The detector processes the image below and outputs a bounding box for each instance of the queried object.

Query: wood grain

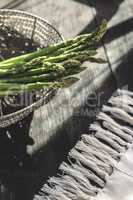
[0,0,133,199]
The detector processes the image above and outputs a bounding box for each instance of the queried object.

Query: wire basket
[0,9,63,128]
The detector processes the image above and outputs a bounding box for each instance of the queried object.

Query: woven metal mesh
[0,9,63,128]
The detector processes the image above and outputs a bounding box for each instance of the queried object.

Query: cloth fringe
[34,89,133,200]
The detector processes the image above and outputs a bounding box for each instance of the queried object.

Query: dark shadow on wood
[113,48,133,91]
[0,112,34,200]
[73,0,91,6]
[105,17,133,44]
[75,0,124,34]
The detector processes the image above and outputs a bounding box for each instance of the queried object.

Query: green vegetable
[0,20,107,96]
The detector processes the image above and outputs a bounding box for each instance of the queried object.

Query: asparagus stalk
[0,77,79,96]
[0,82,63,92]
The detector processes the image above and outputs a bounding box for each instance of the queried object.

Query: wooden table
[0,0,133,199]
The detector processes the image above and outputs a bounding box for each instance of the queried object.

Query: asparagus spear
[0,82,59,96]
[0,77,79,96]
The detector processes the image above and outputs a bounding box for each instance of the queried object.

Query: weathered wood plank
[0,0,26,9]
[18,0,95,38]
[0,0,132,199]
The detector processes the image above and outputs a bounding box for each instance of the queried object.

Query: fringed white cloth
[34,89,133,200]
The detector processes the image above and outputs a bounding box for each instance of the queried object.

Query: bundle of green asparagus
[0,20,107,96]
